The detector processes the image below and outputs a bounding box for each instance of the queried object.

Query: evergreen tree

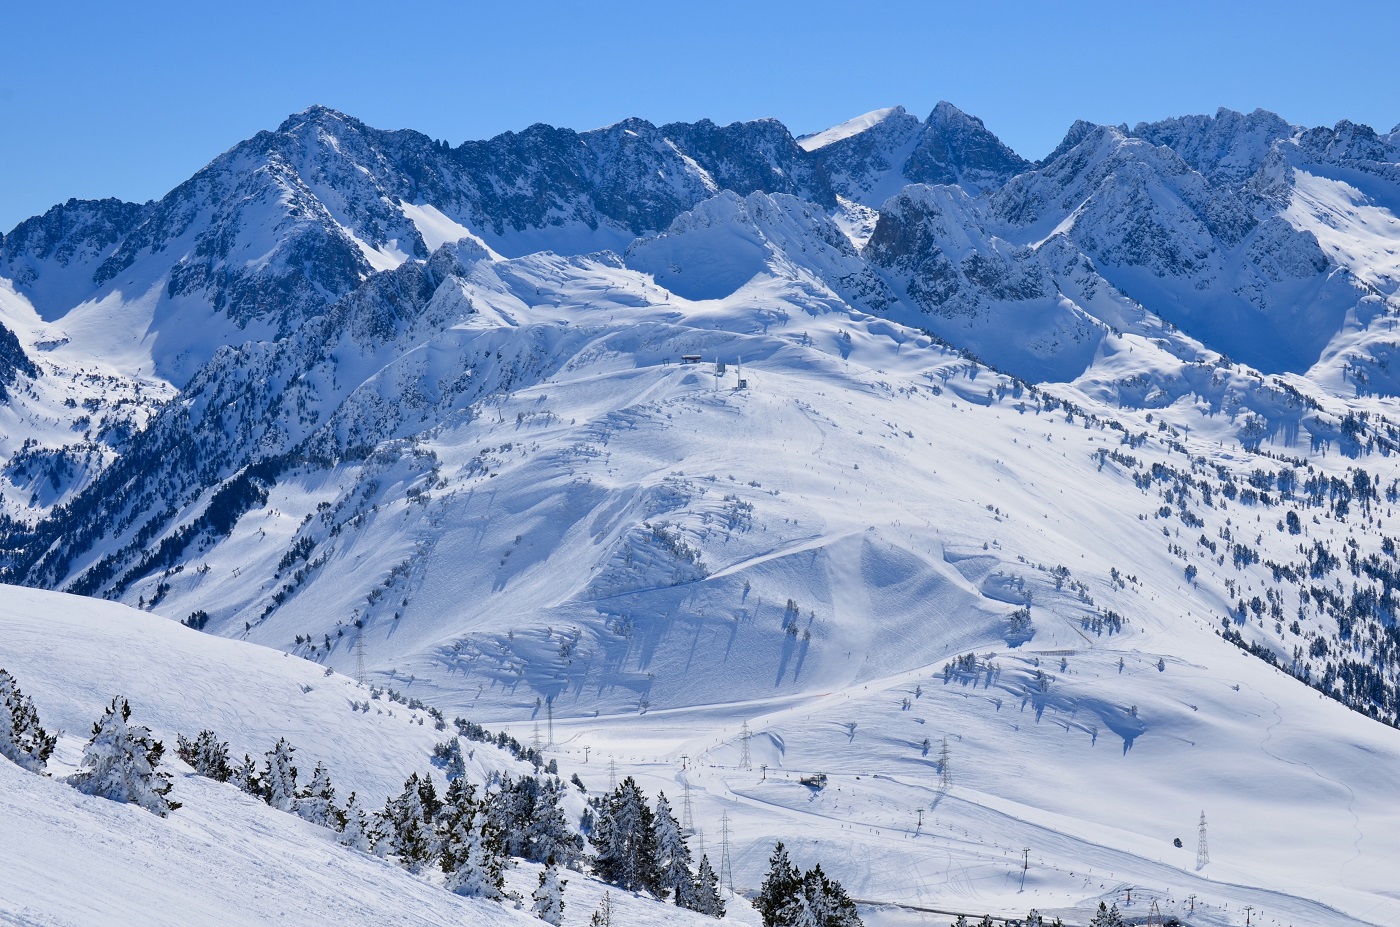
[511,775,583,868]
[758,842,802,927]
[416,771,443,822]
[69,697,179,817]
[338,791,373,852]
[531,862,567,925]
[761,854,861,927]
[654,791,697,907]
[591,776,663,894]
[431,738,466,781]
[296,761,339,827]
[693,854,725,918]
[0,669,56,773]
[384,772,438,871]
[176,729,232,782]
[1089,902,1124,927]
[230,753,260,795]
[588,891,614,927]
[781,891,820,927]
[438,779,479,873]
[261,738,299,812]
[440,778,507,899]
[791,864,860,927]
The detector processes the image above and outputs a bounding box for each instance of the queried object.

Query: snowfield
[4,545,1400,926]
[0,586,759,927]
[6,102,1400,927]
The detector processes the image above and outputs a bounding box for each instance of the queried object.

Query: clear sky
[3,0,1398,231]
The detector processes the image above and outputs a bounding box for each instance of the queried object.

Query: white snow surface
[0,585,757,927]
[798,108,903,152]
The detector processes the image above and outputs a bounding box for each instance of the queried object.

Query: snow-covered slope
[0,584,754,927]
[7,101,1400,926]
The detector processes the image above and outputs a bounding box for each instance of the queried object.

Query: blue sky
[3,0,1397,231]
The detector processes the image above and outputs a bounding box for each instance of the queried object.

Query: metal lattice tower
[938,737,952,791]
[609,758,617,791]
[354,631,367,686]
[681,777,695,833]
[1196,810,1210,870]
[546,697,554,746]
[719,810,735,895]
[739,721,752,769]
[532,722,542,752]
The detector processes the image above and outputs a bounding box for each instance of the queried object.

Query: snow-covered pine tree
[69,697,178,816]
[230,753,260,795]
[261,737,299,812]
[591,776,663,895]
[758,842,802,927]
[780,891,819,927]
[693,854,725,918]
[588,891,614,927]
[531,862,566,925]
[438,778,478,872]
[1089,902,1124,927]
[338,791,373,852]
[416,771,443,822]
[654,791,697,908]
[296,761,339,827]
[504,775,582,867]
[0,668,56,773]
[383,772,438,872]
[440,778,507,899]
[804,865,861,927]
[431,737,466,781]
[175,729,232,781]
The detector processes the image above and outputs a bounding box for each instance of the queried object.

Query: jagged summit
[1129,107,1295,183]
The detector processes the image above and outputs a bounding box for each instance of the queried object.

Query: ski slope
[0,585,758,927]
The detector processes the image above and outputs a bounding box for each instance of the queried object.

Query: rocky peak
[903,101,1032,192]
[1129,107,1295,185]
[1039,120,1103,167]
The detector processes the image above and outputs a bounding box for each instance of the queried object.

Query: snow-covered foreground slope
[7,551,1400,927]
[0,584,756,927]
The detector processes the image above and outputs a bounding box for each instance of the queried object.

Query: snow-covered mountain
[6,101,1400,925]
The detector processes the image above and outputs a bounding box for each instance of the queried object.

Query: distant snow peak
[797,106,904,152]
